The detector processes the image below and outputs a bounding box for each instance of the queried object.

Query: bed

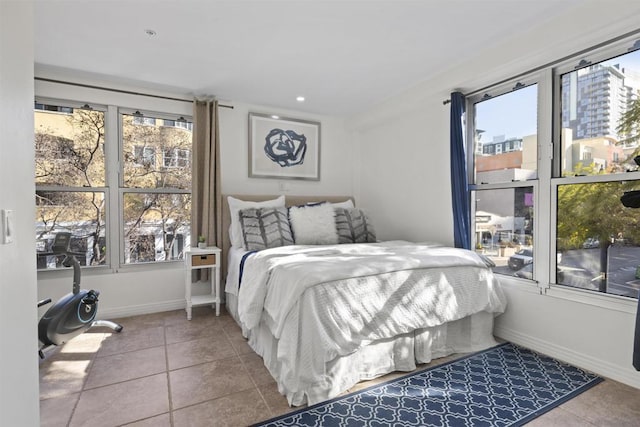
[221,194,506,406]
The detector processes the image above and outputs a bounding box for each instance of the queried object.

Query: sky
[474,48,640,143]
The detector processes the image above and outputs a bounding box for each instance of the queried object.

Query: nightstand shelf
[184,246,221,320]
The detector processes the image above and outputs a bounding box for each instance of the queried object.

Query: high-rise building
[562,63,638,142]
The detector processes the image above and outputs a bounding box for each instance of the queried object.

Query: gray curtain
[191,99,222,278]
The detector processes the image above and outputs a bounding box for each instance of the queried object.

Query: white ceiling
[34,0,583,116]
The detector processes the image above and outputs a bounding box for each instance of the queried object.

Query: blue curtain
[450,92,471,250]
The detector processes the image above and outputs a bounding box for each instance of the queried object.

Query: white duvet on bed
[237,241,506,404]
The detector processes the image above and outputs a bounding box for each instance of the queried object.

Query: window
[132,146,155,168]
[555,45,640,299]
[121,111,192,264]
[133,115,156,126]
[163,148,190,168]
[35,101,192,269]
[469,82,539,278]
[467,33,640,300]
[35,103,107,269]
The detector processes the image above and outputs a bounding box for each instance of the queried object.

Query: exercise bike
[37,232,123,359]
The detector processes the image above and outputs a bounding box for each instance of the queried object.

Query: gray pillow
[334,208,376,243]
[238,207,293,250]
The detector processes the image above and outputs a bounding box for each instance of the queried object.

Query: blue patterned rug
[254,342,602,427]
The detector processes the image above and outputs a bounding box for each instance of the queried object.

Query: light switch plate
[1,209,14,244]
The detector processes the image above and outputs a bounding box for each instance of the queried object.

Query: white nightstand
[184,246,221,320]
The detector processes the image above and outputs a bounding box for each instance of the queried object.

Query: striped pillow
[334,208,376,244]
[238,207,294,251]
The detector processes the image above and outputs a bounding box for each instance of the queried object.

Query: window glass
[35,105,105,187]
[473,84,538,184]
[473,187,534,278]
[123,193,191,263]
[560,49,640,176]
[557,180,640,298]
[122,113,192,189]
[36,190,106,269]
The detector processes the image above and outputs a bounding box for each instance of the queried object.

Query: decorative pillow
[228,195,285,248]
[288,203,339,245]
[238,207,293,251]
[334,208,376,243]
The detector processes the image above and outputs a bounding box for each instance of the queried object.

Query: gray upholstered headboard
[221,194,354,281]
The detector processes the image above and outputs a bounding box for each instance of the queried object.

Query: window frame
[34,98,193,272]
[34,98,111,271]
[118,108,193,266]
[467,72,550,286]
[550,36,640,299]
[467,31,640,303]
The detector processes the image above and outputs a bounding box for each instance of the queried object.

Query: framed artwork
[248,112,320,180]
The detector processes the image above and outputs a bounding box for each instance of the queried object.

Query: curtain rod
[442,27,640,105]
[34,77,234,109]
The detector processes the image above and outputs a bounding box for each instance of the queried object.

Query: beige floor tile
[84,345,167,389]
[97,325,165,357]
[225,329,254,355]
[57,331,108,355]
[526,406,597,426]
[162,308,192,326]
[559,379,640,427]
[70,373,169,427]
[172,389,271,427]
[114,311,166,332]
[164,316,225,345]
[39,353,93,400]
[167,334,236,370]
[122,412,172,426]
[240,352,276,387]
[169,356,255,409]
[39,392,79,427]
[257,382,298,418]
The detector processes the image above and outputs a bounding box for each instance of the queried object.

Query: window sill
[498,275,638,314]
[37,259,183,277]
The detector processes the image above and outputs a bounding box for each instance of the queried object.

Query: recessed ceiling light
[296,96,305,102]
[271,115,280,119]
[144,29,157,37]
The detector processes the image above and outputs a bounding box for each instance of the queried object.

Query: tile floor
[39,306,640,426]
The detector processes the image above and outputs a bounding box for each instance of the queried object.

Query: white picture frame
[248,113,320,180]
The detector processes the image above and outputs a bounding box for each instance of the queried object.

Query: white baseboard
[97,299,186,319]
[495,325,640,390]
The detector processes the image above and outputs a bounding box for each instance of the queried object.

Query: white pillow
[228,195,285,248]
[289,203,339,245]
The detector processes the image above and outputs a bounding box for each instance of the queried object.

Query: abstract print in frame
[248,113,320,180]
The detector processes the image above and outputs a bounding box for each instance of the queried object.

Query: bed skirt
[226,291,498,406]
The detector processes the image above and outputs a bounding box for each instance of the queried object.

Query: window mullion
[536,69,553,290]
[105,105,120,269]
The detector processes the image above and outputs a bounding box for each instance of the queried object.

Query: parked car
[513,263,533,279]
[582,237,600,249]
[508,248,533,270]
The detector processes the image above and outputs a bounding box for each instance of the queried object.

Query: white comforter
[237,241,506,402]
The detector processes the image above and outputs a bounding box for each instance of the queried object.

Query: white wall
[0,2,40,426]
[348,1,640,389]
[34,78,352,319]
